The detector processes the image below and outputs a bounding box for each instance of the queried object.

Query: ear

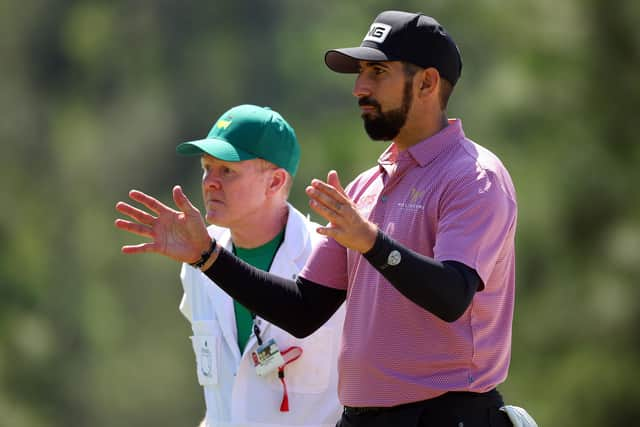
[417,67,440,97]
[265,168,288,197]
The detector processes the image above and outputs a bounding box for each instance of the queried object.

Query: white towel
[500,405,538,427]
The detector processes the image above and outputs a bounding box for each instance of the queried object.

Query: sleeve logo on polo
[363,23,392,43]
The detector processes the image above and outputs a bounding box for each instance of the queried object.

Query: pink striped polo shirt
[300,119,517,407]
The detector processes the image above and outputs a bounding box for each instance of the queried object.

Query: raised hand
[305,170,378,253]
[114,185,212,264]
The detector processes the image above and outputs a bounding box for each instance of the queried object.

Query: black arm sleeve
[362,230,481,322]
[203,247,346,338]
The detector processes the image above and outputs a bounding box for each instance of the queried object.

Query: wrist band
[189,238,218,269]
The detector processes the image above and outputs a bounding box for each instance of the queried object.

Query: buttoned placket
[375,153,416,215]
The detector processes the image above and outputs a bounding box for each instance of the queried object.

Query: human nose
[352,73,372,98]
[202,169,222,190]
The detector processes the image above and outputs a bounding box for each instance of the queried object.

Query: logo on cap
[363,23,391,43]
[216,119,232,129]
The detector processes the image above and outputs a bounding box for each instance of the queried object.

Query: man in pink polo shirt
[116,10,536,427]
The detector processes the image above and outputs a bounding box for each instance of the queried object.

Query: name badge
[251,338,285,377]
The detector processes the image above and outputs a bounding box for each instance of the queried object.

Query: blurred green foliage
[1,0,639,426]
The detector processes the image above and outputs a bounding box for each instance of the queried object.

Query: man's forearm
[203,247,346,337]
[363,230,480,322]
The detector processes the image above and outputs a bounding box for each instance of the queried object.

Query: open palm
[115,185,211,264]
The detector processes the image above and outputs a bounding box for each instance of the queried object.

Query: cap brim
[176,138,256,162]
[325,47,390,73]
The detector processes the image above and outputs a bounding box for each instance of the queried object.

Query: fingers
[172,185,199,214]
[128,189,172,215]
[326,170,346,195]
[115,218,157,254]
[307,179,347,210]
[305,171,355,226]
[309,178,341,199]
[306,185,343,219]
[308,197,338,224]
[115,188,193,259]
[314,224,338,239]
[121,242,158,254]
[115,201,156,225]
[114,218,154,239]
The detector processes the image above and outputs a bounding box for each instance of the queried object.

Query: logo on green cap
[216,119,232,130]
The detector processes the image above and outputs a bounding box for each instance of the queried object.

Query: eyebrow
[362,61,390,69]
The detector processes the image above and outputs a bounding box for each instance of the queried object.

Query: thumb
[172,185,199,213]
[327,170,346,195]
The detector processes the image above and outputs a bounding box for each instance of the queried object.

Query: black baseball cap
[325,11,462,85]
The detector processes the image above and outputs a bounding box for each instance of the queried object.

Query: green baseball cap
[176,104,300,176]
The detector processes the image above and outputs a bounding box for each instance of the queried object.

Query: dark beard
[360,77,414,141]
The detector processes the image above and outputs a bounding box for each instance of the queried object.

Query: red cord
[279,368,289,411]
[278,346,303,412]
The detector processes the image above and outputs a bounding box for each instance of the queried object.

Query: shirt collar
[378,119,464,170]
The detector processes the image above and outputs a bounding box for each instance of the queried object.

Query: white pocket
[268,326,334,393]
[190,321,221,386]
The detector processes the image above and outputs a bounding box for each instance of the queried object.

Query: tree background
[1,0,639,426]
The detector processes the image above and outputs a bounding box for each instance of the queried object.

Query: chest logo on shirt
[409,188,425,203]
[397,187,426,211]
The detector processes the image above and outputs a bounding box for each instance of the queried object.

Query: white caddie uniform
[179,204,345,427]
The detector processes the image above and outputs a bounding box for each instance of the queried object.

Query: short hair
[402,62,454,110]
[256,158,294,197]
[402,61,422,80]
[438,78,454,110]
